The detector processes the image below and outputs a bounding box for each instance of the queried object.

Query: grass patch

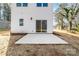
[0,28,10,31]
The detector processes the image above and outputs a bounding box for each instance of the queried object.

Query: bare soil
[6,31,79,56]
[0,30,79,56]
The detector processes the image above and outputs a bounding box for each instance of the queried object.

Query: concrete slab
[15,34,68,44]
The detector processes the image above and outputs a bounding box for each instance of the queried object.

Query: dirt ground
[6,31,79,56]
[0,30,79,56]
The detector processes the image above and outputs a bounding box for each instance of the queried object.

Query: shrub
[76,24,79,32]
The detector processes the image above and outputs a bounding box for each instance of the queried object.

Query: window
[23,3,28,7]
[19,19,24,26]
[16,3,28,7]
[37,3,42,7]
[43,3,48,7]
[16,3,21,7]
[36,3,48,7]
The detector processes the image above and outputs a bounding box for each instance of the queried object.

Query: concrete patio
[6,31,79,56]
[15,34,68,44]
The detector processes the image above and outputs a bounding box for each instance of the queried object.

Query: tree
[55,3,67,30]
[59,4,79,31]
[3,3,11,21]
[0,3,11,21]
[56,12,64,30]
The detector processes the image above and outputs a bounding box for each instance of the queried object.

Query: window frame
[19,19,24,26]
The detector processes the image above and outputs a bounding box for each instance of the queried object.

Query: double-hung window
[19,19,24,26]
[16,3,21,7]
[16,3,28,7]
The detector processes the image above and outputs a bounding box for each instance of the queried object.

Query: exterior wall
[11,3,53,33]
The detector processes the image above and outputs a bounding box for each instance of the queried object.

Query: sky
[52,3,60,26]
[53,3,59,12]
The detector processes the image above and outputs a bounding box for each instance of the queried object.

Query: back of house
[11,3,53,33]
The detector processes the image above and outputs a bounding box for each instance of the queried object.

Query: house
[11,3,53,33]
[10,3,68,44]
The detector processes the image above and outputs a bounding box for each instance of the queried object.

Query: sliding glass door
[36,20,47,32]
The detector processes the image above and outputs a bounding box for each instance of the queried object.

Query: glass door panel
[36,20,41,32]
[42,20,47,32]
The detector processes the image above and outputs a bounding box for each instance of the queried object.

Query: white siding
[11,3,53,33]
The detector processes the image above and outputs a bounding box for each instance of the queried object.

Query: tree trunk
[69,21,72,31]
[60,19,64,30]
